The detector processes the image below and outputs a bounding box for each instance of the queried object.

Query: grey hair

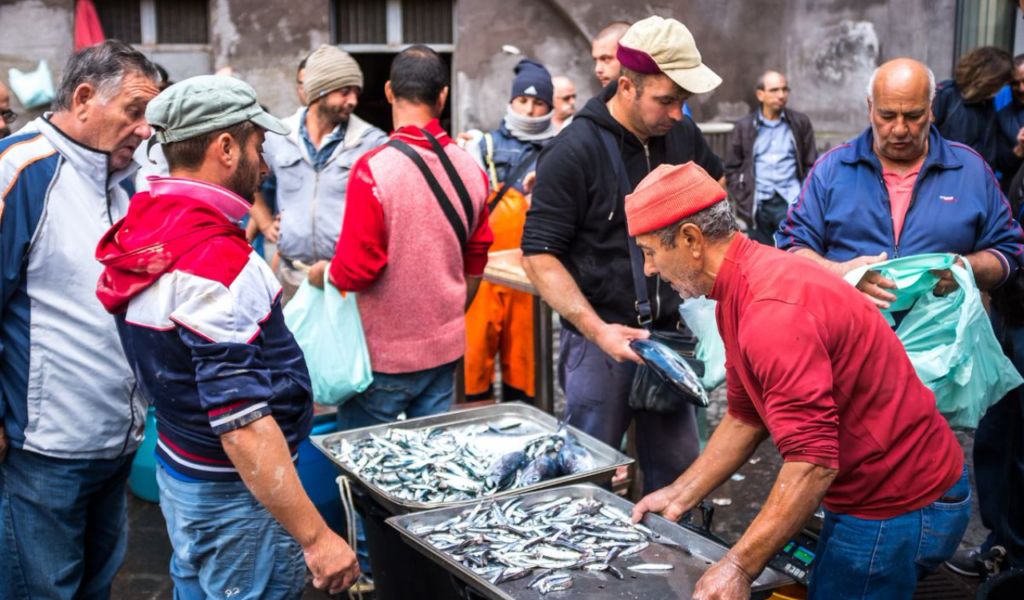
[866,63,936,102]
[52,40,160,112]
[650,199,739,249]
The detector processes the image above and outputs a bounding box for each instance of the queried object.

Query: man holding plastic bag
[628,162,968,600]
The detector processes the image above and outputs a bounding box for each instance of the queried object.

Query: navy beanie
[510,58,554,107]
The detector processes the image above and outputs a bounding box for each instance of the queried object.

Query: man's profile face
[316,86,358,125]
[592,37,620,88]
[553,79,576,120]
[625,74,690,139]
[228,129,268,202]
[636,228,705,299]
[87,72,160,171]
[868,79,931,165]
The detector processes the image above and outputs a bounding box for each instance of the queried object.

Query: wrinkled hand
[931,257,964,296]
[0,424,7,464]
[592,324,649,364]
[631,483,692,523]
[856,269,898,309]
[839,251,887,277]
[261,216,280,244]
[303,529,360,595]
[307,260,330,290]
[692,558,753,600]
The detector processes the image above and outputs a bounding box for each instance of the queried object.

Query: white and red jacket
[329,120,493,374]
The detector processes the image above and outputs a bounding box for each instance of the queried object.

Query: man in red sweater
[627,163,968,600]
[310,45,492,428]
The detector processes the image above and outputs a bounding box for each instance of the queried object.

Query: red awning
[74,0,106,51]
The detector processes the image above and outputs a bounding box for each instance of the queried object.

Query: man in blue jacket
[777,58,1023,305]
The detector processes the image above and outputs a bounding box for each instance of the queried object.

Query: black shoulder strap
[488,145,539,212]
[421,129,476,230]
[387,138,468,251]
[596,127,651,328]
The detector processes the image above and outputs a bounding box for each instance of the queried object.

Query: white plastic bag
[9,60,55,109]
[679,297,726,390]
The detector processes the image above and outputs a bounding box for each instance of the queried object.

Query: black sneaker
[945,546,984,577]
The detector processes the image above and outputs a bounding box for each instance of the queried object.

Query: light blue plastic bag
[284,281,373,406]
[845,253,1022,428]
[679,297,726,390]
[8,60,55,109]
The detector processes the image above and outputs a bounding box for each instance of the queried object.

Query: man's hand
[1015,127,1024,158]
[0,424,7,463]
[931,256,965,296]
[855,269,898,309]
[839,251,888,277]
[592,323,649,363]
[522,171,537,195]
[307,260,330,289]
[261,215,281,244]
[631,482,694,523]
[692,557,754,600]
[303,528,360,595]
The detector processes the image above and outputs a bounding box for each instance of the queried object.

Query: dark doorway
[350,52,453,134]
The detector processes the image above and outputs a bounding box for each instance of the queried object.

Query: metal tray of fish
[310,403,633,515]
[386,484,792,599]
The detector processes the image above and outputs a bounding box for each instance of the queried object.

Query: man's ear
[72,83,98,121]
[213,132,235,168]
[438,86,450,112]
[384,80,394,105]
[679,223,704,258]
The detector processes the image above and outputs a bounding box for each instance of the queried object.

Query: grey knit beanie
[304,45,364,102]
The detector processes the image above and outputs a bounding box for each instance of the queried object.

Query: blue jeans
[156,467,305,600]
[0,447,133,600]
[808,466,971,600]
[558,328,700,494]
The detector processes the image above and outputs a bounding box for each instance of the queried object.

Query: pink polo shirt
[882,166,922,246]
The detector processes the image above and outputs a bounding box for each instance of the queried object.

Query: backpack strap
[421,129,476,232]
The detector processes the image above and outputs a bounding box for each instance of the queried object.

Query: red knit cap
[625,162,727,236]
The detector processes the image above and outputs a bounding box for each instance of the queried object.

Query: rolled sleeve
[740,300,840,469]
[521,141,584,257]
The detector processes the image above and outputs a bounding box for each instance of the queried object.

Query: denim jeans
[156,466,306,600]
[334,360,457,575]
[808,465,971,600]
[558,328,700,494]
[0,447,133,600]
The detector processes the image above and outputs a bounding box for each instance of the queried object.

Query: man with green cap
[95,75,360,599]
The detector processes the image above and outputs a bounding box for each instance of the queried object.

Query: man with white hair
[778,58,1022,306]
[552,75,576,131]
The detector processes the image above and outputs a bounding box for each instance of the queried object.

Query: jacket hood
[96,183,251,314]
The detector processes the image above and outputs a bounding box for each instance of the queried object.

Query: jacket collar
[284,108,375,159]
[390,119,452,149]
[147,176,251,223]
[35,115,139,192]
[842,125,962,174]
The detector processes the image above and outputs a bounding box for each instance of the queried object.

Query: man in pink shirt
[628,162,968,600]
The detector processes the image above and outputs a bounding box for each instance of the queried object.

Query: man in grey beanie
[262,44,388,303]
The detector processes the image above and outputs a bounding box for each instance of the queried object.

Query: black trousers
[750,193,790,246]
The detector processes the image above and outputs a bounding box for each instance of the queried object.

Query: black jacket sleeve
[691,124,725,180]
[521,139,587,257]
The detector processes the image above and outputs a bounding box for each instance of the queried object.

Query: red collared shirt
[710,234,962,519]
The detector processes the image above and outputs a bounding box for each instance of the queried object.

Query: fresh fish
[520,455,560,486]
[537,571,574,594]
[486,451,528,490]
[627,563,675,572]
[555,436,596,475]
[630,338,710,407]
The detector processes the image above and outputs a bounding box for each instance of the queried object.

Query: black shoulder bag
[596,126,706,413]
[387,129,476,250]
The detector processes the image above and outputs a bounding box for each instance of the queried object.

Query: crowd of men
[0,4,1023,600]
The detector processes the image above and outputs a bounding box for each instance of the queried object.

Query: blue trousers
[0,447,134,600]
[156,466,306,600]
[808,466,971,600]
[558,328,700,494]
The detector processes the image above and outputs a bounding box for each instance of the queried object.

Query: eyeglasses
[557,94,577,102]
[0,109,17,124]
[765,87,791,94]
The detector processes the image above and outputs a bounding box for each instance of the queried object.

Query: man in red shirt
[628,162,968,600]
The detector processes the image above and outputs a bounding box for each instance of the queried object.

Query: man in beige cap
[95,74,360,598]
[522,16,724,496]
[262,44,387,303]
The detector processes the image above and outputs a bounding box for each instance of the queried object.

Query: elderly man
[0,41,159,600]
[777,58,1022,305]
[0,79,14,138]
[263,44,387,303]
[724,70,817,243]
[629,162,969,600]
[552,75,576,131]
[96,76,359,598]
[523,16,724,494]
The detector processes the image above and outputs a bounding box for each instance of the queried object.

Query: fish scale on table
[409,495,682,595]
[326,420,598,504]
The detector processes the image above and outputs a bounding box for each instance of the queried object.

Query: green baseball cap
[146,75,289,146]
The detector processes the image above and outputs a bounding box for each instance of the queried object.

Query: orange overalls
[464,134,537,399]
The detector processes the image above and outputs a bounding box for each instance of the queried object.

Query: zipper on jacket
[643,143,652,172]
[877,176,900,259]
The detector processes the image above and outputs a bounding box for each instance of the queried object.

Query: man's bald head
[867,58,936,104]
[592,21,631,87]
[596,21,631,44]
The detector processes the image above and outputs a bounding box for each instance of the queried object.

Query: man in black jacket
[522,16,723,493]
[724,70,817,244]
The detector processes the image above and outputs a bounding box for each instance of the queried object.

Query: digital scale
[768,528,819,585]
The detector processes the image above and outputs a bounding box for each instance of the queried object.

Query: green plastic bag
[284,280,373,406]
[679,298,726,390]
[845,253,1022,428]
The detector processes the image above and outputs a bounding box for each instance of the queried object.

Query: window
[331,0,454,49]
[955,0,1015,61]
[95,0,210,46]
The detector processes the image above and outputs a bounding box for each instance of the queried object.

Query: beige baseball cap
[616,16,722,94]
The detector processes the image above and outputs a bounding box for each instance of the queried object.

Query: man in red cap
[627,162,968,600]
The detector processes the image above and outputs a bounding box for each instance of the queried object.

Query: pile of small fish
[409,495,680,594]
[327,421,597,504]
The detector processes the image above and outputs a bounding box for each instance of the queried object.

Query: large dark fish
[519,454,559,486]
[486,450,529,490]
[630,339,709,407]
[555,436,595,475]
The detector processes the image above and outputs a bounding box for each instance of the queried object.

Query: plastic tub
[976,568,1024,600]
